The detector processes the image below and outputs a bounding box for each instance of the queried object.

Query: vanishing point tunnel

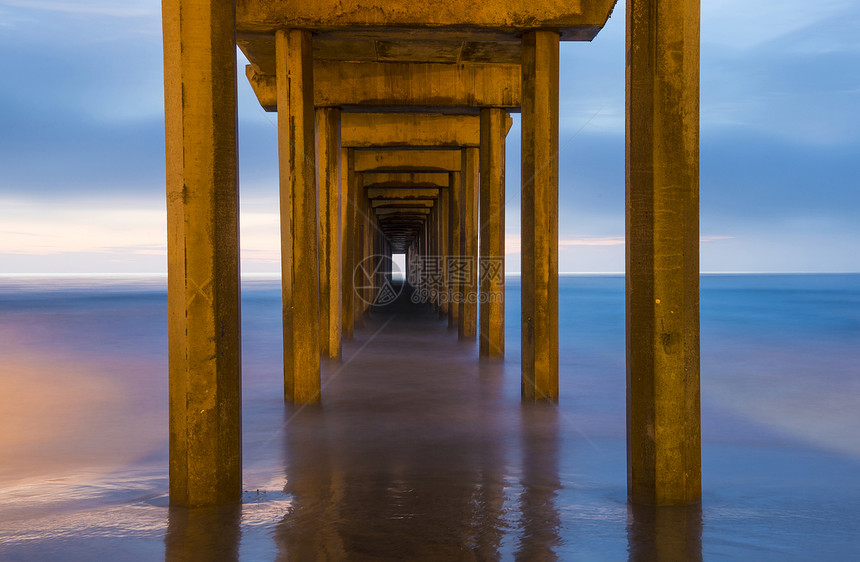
[162,0,700,508]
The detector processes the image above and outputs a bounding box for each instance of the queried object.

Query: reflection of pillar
[165,504,241,561]
[276,408,347,559]
[277,29,320,403]
[516,405,560,558]
[627,503,703,562]
[459,148,479,340]
[626,0,701,505]
[317,108,342,359]
[163,0,241,506]
[341,148,355,339]
[479,108,506,357]
[521,31,559,402]
[448,171,461,327]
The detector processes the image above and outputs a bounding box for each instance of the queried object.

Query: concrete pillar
[459,148,479,340]
[277,29,320,403]
[479,108,507,357]
[163,0,241,506]
[439,183,450,317]
[316,108,342,359]
[626,0,701,506]
[341,148,355,339]
[520,31,559,402]
[448,171,461,328]
[353,174,366,328]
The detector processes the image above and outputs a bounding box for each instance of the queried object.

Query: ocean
[0,274,858,560]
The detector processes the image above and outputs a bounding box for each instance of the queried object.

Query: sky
[0,0,858,274]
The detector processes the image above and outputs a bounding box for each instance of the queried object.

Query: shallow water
[0,274,858,560]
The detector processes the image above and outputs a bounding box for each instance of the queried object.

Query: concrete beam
[366,187,439,200]
[236,0,618,40]
[372,199,435,208]
[342,113,481,148]
[626,0,701,506]
[163,0,241,507]
[375,208,431,216]
[361,172,449,189]
[354,149,462,172]
[246,61,519,112]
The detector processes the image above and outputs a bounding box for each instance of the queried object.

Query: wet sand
[1,276,859,560]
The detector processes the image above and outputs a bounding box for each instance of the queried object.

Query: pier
[162,0,700,508]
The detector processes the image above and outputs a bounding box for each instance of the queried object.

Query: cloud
[0,0,157,18]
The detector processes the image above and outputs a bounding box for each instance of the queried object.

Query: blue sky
[0,0,858,274]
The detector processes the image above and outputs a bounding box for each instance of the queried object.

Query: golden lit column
[448,171,461,327]
[439,181,450,316]
[520,31,559,402]
[341,147,355,339]
[316,108,342,359]
[353,174,366,327]
[626,0,701,505]
[479,108,507,357]
[277,29,320,403]
[459,148,479,340]
[162,0,241,506]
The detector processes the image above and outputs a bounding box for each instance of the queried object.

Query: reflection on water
[273,285,560,559]
[627,503,703,562]
[1,275,859,560]
[517,405,561,560]
[165,503,242,562]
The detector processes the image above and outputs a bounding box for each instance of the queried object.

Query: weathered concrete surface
[277,29,320,403]
[366,187,439,200]
[163,0,242,507]
[362,172,449,189]
[341,113,480,148]
[448,171,461,328]
[316,108,342,359]
[479,108,506,357]
[354,149,461,172]
[520,31,559,402]
[341,148,355,340]
[375,208,431,216]
[236,0,618,40]
[372,199,435,208]
[245,62,519,112]
[626,0,701,506]
[459,148,479,340]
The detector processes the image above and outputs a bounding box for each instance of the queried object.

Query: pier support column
[520,31,559,402]
[440,182,450,317]
[341,148,355,339]
[277,29,320,403]
[316,108,342,359]
[459,148,479,340]
[626,0,701,505]
[479,108,507,357]
[448,171,461,328]
[163,0,241,506]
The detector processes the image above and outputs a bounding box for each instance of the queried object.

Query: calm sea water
[0,274,858,560]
